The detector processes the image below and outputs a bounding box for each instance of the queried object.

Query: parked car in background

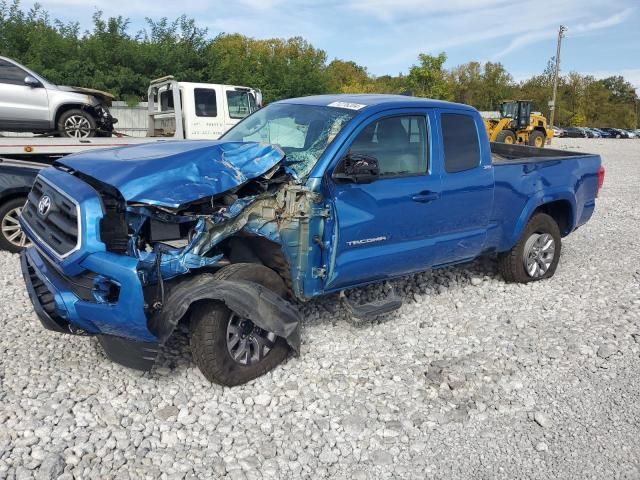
[622,129,636,139]
[584,128,601,138]
[552,126,566,137]
[564,127,588,138]
[591,128,612,138]
[601,128,629,138]
[0,56,117,138]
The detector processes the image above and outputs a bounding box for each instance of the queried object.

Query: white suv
[0,56,117,138]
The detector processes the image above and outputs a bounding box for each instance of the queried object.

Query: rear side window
[441,113,480,173]
[0,59,28,85]
[194,88,217,117]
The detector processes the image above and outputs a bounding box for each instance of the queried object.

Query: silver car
[0,56,116,138]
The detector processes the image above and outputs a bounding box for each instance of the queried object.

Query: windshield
[221,103,357,177]
[500,102,517,118]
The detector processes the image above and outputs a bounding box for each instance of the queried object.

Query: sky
[20,0,640,91]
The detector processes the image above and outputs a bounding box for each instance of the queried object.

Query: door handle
[411,191,440,203]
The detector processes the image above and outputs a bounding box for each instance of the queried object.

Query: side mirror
[24,75,41,88]
[333,153,379,184]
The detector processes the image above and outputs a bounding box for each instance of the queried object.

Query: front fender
[148,274,301,354]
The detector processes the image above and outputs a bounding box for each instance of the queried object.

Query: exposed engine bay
[57,142,327,308]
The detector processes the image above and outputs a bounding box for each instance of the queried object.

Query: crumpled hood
[56,141,285,208]
[57,85,115,104]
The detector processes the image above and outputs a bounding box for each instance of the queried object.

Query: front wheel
[496,130,516,144]
[0,197,30,253]
[58,109,97,138]
[497,213,561,283]
[190,263,291,386]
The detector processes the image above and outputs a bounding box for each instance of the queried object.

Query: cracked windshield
[222,103,356,177]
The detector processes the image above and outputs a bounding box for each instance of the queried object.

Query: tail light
[597,165,605,197]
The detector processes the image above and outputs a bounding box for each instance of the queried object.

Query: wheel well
[0,192,28,208]
[220,235,293,296]
[54,104,92,126]
[534,200,573,236]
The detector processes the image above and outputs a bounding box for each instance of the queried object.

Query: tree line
[1,1,637,128]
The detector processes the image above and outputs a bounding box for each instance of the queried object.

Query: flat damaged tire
[190,263,291,386]
[497,213,561,283]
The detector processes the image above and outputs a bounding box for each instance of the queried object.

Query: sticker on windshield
[327,101,366,111]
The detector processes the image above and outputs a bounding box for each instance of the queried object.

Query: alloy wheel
[64,115,92,138]
[1,206,30,248]
[226,313,277,365]
[523,233,555,278]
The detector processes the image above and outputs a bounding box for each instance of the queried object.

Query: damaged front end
[53,141,329,364]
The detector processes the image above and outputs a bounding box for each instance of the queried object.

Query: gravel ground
[1,138,639,480]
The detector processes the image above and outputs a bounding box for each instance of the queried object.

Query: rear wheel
[0,197,30,253]
[496,130,516,144]
[497,213,561,283]
[528,130,545,148]
[190,263,291,386]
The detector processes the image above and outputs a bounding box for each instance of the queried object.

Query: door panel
[326,175,442,290]
[0,60,49,127]
[431,109,493,266]
[324,111,443,290]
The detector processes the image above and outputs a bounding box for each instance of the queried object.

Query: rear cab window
[158,88,183,112]
[441,112,481,173]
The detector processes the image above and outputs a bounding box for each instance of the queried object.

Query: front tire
[0,197,30,253]
[190,263,291,386]
[496,130,516,144]
[497,213,561,283]
[58,109,96,138]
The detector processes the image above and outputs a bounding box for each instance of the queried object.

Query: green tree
[0,0,637,126]
[407,52,451,100]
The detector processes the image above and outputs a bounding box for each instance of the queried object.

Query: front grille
[22,178,79,256]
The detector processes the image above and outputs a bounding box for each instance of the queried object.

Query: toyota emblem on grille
[38,195,52,216]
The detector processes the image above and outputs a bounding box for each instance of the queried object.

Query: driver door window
[0,60,28,85]
[348,115,428,177]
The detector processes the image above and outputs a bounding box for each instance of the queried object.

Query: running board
[340,288,403,319]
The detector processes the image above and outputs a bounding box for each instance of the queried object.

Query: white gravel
[1,138,639,479]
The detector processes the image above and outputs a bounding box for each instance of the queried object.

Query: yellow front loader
[483,100,553,148]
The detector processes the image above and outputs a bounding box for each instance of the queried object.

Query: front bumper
[20,247,159,370]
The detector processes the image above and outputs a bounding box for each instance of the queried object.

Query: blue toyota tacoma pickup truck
[18,94,604,386]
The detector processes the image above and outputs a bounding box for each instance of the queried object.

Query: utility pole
[548,25,567,143]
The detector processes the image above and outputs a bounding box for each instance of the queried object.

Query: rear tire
[0,197,30,253]
[497,213,561,283]
[528,130,545,148]
[190,263,290,386]
[496,130,516,144]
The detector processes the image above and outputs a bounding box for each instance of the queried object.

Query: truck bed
[491,142,588,164]
[488,141,602,253]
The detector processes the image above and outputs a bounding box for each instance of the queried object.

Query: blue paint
[57,141,285,208]
[19,94,602,346]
